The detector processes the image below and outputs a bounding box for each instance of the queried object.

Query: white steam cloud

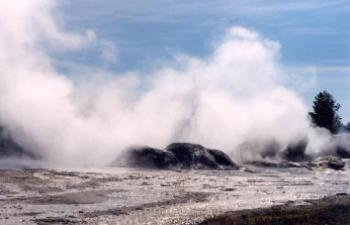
[0,1,336,166]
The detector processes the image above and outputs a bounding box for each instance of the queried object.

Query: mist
[0,0,339,167]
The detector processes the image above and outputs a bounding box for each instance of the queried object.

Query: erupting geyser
[0,0,349,167]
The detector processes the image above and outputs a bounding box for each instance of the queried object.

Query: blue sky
[57,0,350,121]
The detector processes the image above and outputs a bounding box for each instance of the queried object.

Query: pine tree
[309,90,342,134]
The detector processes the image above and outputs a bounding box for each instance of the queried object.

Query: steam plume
[0,1,339,166]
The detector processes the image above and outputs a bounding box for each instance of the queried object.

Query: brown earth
[200,194,350,225]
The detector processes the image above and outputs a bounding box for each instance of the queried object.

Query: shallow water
[0,161,350,225]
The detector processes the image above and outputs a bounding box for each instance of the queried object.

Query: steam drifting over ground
[0,0,343,167]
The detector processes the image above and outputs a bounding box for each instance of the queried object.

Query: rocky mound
[125,147,178,169]
[122,143,239,170]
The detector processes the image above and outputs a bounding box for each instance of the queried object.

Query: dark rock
[207,149,238,169]
[166,143,238,170]
[312,156,345,170]
[166,143,206,168]
[125,146,178,169]
[117,143,238,170]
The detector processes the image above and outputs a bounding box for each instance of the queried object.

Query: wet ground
[0,161,350,225]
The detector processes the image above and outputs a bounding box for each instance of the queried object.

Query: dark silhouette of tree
[309,90,342,134]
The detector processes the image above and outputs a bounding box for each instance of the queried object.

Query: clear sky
[57,0,350,121]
